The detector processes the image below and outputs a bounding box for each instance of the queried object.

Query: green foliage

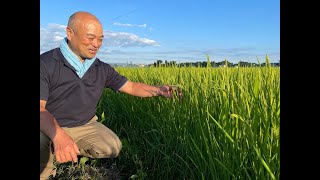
[96,64,280,179]
[206,54,211,68]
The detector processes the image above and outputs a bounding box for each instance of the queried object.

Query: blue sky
[40,0,280,65]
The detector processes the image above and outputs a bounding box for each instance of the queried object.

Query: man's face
[67,20,104,61]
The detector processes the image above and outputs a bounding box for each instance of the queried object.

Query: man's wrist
[156,88,163,97]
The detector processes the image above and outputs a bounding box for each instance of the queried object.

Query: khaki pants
[40,116,122,179]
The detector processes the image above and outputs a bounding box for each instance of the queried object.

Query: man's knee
[40,131,51,150]
[40,131,55,179]
[84,139,122,158]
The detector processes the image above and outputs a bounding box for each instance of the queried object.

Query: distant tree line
[148,59,280,68]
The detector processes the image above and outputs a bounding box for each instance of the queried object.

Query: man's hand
[159,85,183,98]
[52,129,80,163]
[118,81,183,98]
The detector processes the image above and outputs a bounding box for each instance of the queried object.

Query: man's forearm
[40,107,63,140]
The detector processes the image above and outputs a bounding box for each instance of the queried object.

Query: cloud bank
[40,23,159,54]
[40,23,279,64]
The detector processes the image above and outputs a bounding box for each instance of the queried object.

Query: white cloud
[40,23,159,54]
[113,22,147,28]
[105,31,159,47]
[40,23,66,54]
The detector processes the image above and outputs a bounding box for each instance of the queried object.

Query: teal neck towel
[60,37,96,78]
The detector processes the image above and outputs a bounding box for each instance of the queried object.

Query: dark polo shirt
[40,48,128,127]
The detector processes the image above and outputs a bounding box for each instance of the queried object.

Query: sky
[40,0,280,65]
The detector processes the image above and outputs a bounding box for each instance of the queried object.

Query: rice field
[93,61,280,179]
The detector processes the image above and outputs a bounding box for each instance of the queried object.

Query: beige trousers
[40,115,122,179]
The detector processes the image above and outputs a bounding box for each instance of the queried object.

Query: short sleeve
[104,64,128,91]
[40,60,49,101]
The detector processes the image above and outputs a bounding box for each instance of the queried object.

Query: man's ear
[66,27,73,40]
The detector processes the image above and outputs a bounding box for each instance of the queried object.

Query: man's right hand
[52,129,80,163]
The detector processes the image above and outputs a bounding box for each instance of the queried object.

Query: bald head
[67,12,102,33]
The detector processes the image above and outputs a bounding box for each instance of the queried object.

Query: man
[40,11,180,179]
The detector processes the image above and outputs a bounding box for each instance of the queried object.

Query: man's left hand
[159,85,183,98]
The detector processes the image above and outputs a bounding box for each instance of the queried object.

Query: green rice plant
[95,56,280,179]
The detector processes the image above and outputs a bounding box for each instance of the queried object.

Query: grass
[49,158,121,180]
